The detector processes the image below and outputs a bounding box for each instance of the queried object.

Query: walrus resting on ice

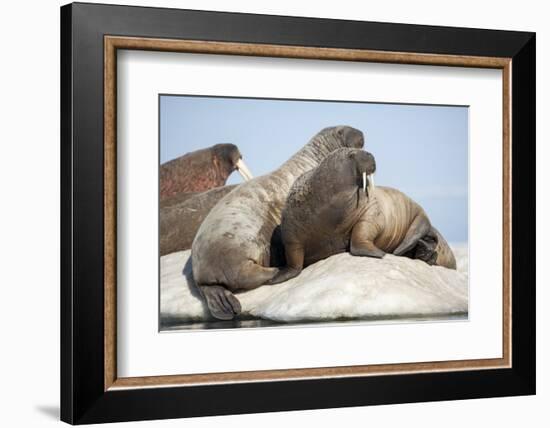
[160,143,252,200]
[268,148,456,284]
[160,185,237,256]
[192,126,365,320]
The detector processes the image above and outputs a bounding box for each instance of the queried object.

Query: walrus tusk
[362,172,367,193]
[368,173,375,195]
[236,159,253,181]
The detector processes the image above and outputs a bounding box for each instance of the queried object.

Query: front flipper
[200,285,242,320]
[350,220,386,258]
[350,240,386,258]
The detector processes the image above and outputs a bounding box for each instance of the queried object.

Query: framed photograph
[61,2,535,424]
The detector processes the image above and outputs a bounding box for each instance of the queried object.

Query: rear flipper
[413,235,438,265]
[266,267,302,284]
[393,213,431,256]
[265,243,304,285]
[199,285,242,321]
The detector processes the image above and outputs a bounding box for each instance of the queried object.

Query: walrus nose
[356,151,376,173]
[235,158,253,181]
[349,129,365,149]
[356,151,375,194]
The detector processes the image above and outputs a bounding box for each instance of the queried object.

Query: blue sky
[160,95,468,243]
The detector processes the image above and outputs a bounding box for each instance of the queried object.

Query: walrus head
[299,126,365,164]
[318,125,365,150]
[347,149,376,198]
[212,143,253,181]
[333,125,365,149]
[314,148,376,199]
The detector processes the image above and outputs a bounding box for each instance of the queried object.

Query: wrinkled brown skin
[160,144,242,200]
[192,126,365,320]
[160,185,237,256]
[160,191,202,210]
[269,148,456,284]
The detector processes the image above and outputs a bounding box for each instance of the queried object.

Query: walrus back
[432,227,457,269]
[371,186,425,252]
[373,188,456,269]
[191,173,292,285]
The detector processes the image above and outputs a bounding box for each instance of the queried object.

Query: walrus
[192,126,365,320]
[160,143,252,200]
[268,148,456,284]
[160,185,237,255]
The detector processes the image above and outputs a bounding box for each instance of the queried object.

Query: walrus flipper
[413,233,439,265]
[266,243,305,284]
[350,240,386,258]
[350,220,386,258]
[392,213,431,256]
[234,261,280,290]
[200,285,242,320]
[267,267,302,285]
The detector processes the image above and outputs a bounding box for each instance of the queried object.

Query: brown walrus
[160,143,252,200]
[268,148,456,284]
[191,126,365,320]
[160,185,237,256]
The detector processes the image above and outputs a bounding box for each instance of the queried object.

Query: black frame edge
[510,33,536,394]
[70,1,533,57]
[61,2,536,424]
[60,3,74,425]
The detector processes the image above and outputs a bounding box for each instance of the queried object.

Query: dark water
[160,312,468,332]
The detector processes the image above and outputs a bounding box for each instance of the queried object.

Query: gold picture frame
[103,36,512,391]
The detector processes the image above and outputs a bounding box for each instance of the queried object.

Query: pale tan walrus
[268,148,456,284]
[192,126,365,320]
